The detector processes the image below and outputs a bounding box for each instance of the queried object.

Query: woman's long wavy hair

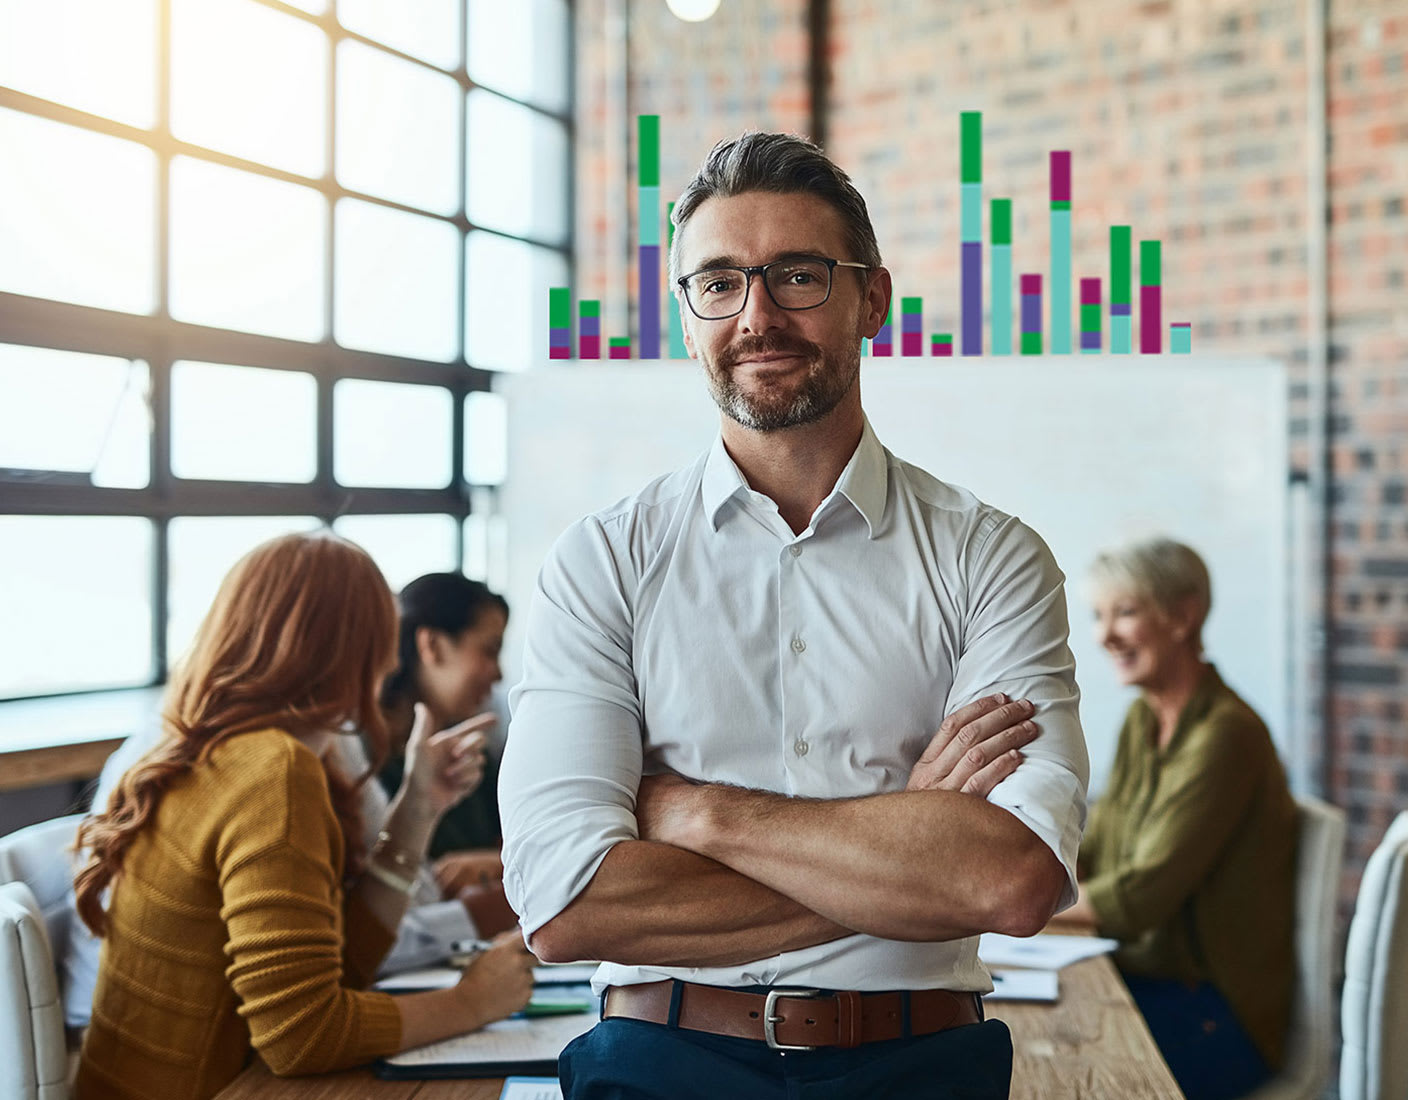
[74,531,398,936]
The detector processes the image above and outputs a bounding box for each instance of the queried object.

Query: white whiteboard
[499,359,1289,795]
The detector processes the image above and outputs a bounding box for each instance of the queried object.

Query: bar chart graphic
[549,113,1193,359]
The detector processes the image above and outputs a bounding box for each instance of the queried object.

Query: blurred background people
[1058,536,1297,1100]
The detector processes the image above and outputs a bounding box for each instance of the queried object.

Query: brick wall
[574,0,1408,921]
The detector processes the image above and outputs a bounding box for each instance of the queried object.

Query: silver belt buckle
[763,987,824,1052]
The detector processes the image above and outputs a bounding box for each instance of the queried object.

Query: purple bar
[580,335,601,359]
[550,326,571,346]
[1140,285,1162,353]
[934,343,954,358]
[549,347,570,359]
[1050,151,1071,203]
[1080,277,1101,305]
[1111,302,1132,316]
[580,315,601,336]
[639,245,660,358]
[961,241,982,355]
[609,343,631,360]
[901,312,923,334]
[1080,330,1102,350]
[902,332,922,356]
[1021,275,1042,334]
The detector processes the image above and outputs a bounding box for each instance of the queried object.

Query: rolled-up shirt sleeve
[499,515,644,939]
[947,514,1090,911]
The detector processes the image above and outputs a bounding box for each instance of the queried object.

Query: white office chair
[0,880,68,1100]
[1340,810,1408,1100]
[1244,795,1346,1100]
[0,814,85,982]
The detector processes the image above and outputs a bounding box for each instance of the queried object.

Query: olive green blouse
[1080,665,1298,1069]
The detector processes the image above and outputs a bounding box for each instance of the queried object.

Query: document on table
[376,1011,597,1078]
[978,932,1119,970]
[985,968,1059,1002]
[500,1078,563,1100]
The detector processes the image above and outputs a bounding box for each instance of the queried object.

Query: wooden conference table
[214,950,1183,1100]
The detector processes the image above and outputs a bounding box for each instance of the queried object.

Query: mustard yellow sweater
[76,728,403,1100]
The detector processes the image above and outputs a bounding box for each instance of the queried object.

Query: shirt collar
[700,416,889,538]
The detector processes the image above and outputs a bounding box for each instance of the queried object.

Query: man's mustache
[717,336,820,370]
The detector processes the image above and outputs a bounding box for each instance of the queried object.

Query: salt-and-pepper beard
[704,333,862,432]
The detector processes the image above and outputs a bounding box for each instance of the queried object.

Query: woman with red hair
[72,531,534,1100]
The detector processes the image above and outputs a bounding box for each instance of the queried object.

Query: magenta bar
[609,344,631,360]
[549,347,569,360]
[934,343,954,358]
[1140,285,1162,353]
[1050,151,1071,204]
[902,332,922,356]
[580,335,600,359]
[1080,277,1101,304]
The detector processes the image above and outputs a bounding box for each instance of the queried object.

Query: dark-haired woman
[73,533,533,1100]
[378,572,515,928]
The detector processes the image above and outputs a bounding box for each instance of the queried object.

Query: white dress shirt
[499,417,1089,994]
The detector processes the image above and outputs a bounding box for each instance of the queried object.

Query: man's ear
[860,268,893,339]
[678,292,698,360]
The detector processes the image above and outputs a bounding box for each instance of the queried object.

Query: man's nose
[737,272,786,334]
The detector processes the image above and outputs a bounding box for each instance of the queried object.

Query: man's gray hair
[1088,536,1213,649]
[668,131,883,284]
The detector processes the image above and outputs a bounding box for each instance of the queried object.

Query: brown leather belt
[602,980,982,1051]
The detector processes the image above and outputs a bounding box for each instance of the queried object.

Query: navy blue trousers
[559,1015,1013,1099]
[1124,974,1273,1100]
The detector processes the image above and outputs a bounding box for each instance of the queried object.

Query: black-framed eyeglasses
[675,255,872,320]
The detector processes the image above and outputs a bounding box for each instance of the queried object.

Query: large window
[0,0,570,702]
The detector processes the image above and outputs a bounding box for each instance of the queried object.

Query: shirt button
[789,544,803,558]
[791,636,806,653]
[794,739,809,756]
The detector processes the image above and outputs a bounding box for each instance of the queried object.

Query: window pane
[0,517,153,698]
[170,361,317,482]
[0,109,156,314]
[466,91,569,244]
[338,0,460,71]
[336,40,460,215]
[465,232,567,371]
[333,379,452,488]
[463,493,506,593]
[169,156,327,341]
[464,390,505,486]
[166,516,321,660]
[334,199,459,361]
[0,0,158,128]
[333,514,458,591]
[0,345,150,489]
[467,0,568,113]
[171,0,327,177]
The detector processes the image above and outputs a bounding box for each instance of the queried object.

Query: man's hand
[906,694,1039,794]
[635,772,703,848]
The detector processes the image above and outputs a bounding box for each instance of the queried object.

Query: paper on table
[533,963,599,985]
[978,932,1119,970]
[985,967,1059,1002]
[374,965,460,992]
[500,1077,564,1100]
[382,1011,596,1070]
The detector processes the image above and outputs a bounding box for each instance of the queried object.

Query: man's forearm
[528,839,852,967]
[668,786,1066,942]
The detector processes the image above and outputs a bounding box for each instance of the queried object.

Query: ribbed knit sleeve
[215,738,402,1075]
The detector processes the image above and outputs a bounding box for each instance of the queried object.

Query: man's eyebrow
[685,250,829,273]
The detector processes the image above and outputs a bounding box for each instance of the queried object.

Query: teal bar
[1170,324,1192,353]
[1050,208,1072,354]
[639,184,660,247]
[1112,313,1133,354]
[991,243,1012,355]
[668,201,687,357]
[961,182,982,242]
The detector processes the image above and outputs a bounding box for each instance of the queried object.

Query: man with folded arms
[499,131,1089,1099]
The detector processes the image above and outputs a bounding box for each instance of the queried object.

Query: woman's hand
[401,702,496,820]
[452,930,535,1029]
[435,849,505,895]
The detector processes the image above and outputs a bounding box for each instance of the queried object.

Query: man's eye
[699,275,739,295]
[783,269,818,285]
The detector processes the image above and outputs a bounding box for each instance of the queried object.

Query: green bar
[901,297,922,313]
[1080,303,1101,330]
[1021,331,1043,355]
[580,299,600,318]
[932,334,952,343]
[609,337,631,347]
[638,115,659,187]
[549,287,570,328]
[961,111,981,184]
[667,202,675,247]
[991,199,1011,246]
[1140,239,1162,286]
[1050,200,1071,211]
[1110,226,1132,304]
